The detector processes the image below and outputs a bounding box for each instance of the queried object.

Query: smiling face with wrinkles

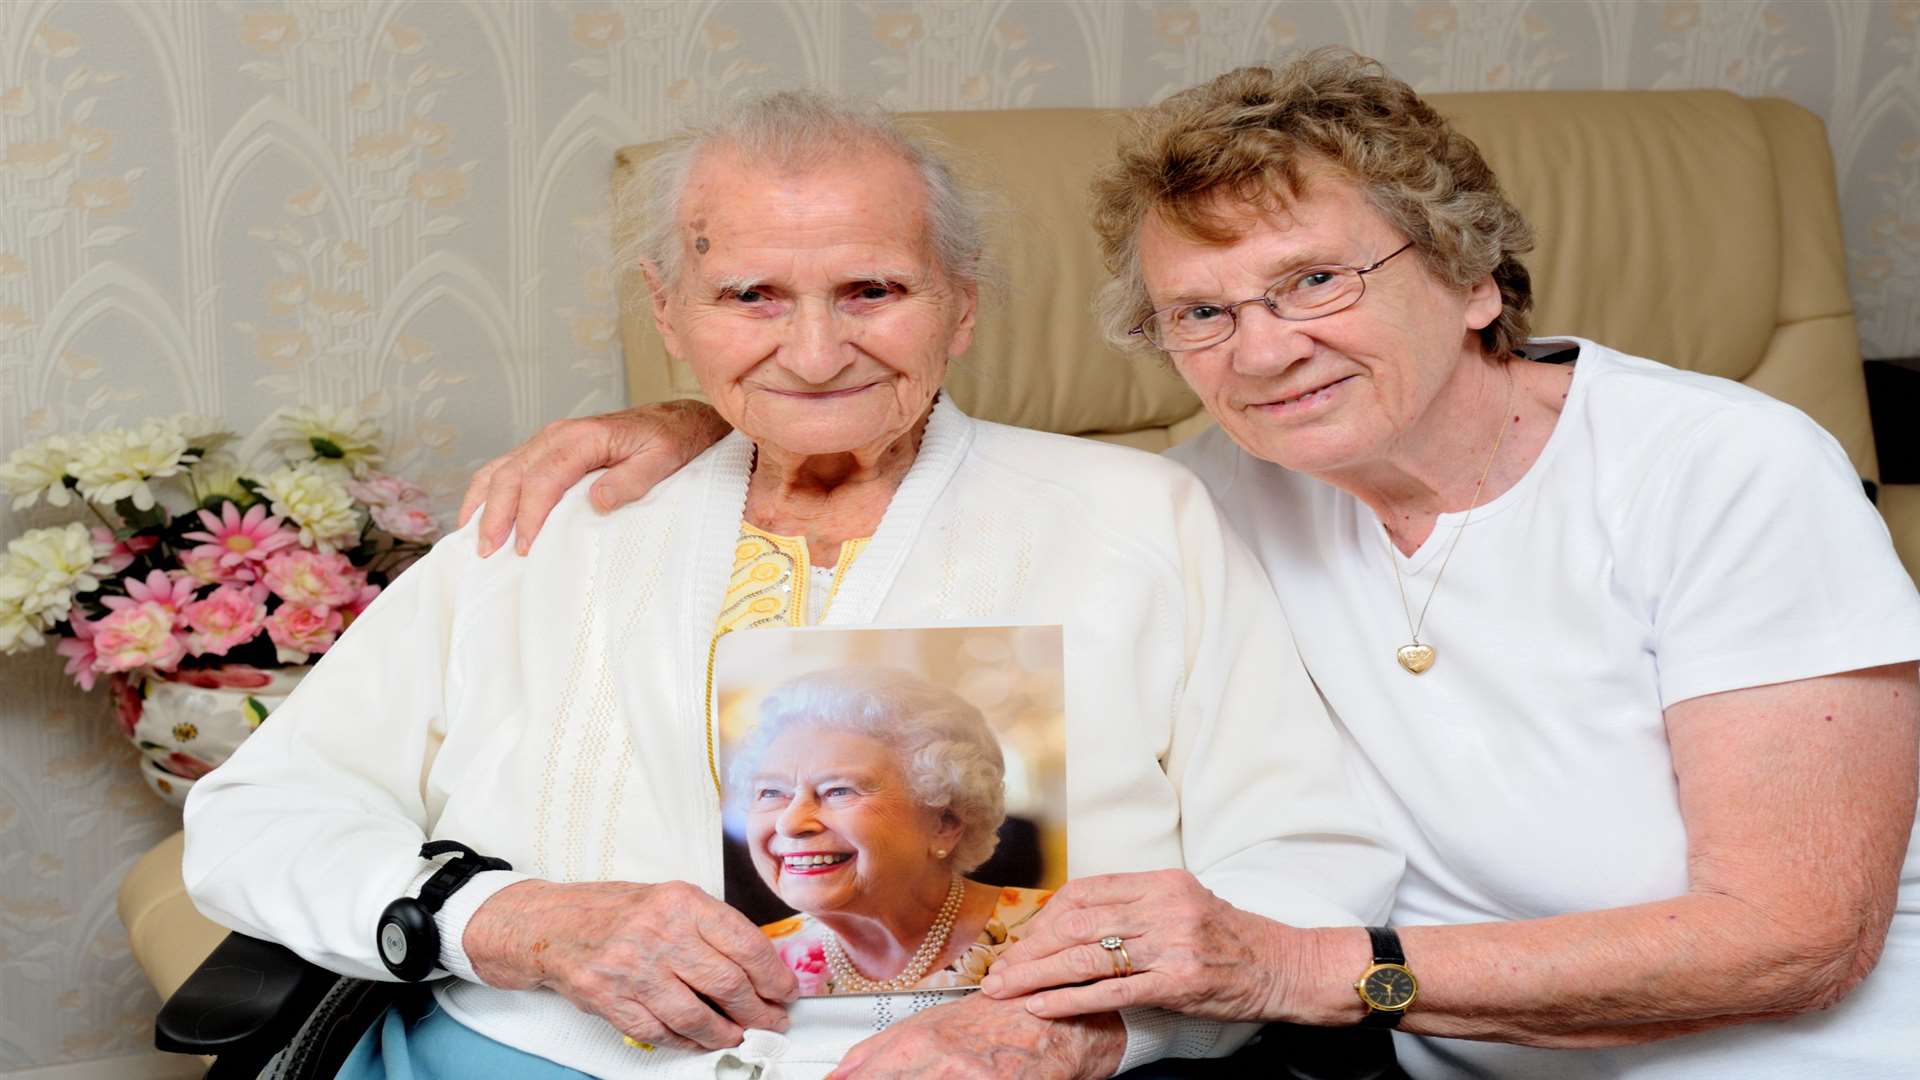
[644,142,977,462]
[1140,172,1502,481]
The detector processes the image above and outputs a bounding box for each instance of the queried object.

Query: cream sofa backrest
[618,92,1878,479]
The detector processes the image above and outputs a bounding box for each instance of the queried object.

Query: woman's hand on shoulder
[828,991,1124,1080]
[981,869,1302,1023]
[463,878,798,1051]
[458,400,730,557]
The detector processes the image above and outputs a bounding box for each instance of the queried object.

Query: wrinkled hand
[980,869,1295,1023]
[828,991,1124,1080]
[464,879,798,1052]
[458,399,729,556]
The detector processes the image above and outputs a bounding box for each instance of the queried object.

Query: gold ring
[1099,935,1133,978]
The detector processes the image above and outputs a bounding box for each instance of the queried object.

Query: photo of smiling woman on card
[726,662,1055,996]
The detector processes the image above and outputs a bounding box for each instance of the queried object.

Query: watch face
[1362,965,1416,1009]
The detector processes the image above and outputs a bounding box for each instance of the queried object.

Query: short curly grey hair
[728,666,1007,874]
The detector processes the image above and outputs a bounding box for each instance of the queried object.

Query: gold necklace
[820,875,965,993]
[1387,373,1515,675]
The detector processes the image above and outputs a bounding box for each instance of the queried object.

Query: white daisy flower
[0,597,48,656]
[260,461,362,551]
[164,413,236,453]
[68,421,197,511]
[188,450,252,504]
[274,406,384,477]
[0,522,112,623]
[0,435,74,510]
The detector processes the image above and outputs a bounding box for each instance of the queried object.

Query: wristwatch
[376,840,512,981]
[1353,926,1417,1027]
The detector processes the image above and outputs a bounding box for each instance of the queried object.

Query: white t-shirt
[1170,338,1920,1078]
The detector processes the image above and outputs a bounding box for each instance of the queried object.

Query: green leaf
[310,436,345,459]
[242,696,271,730]
[112,497,167,530]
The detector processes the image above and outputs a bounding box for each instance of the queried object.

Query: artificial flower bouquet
[0,407,441,693]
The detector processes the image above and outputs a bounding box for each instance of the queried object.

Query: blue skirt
[335,994,593,1080]
[331,997,1404,1079]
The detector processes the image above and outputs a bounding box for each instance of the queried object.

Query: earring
[934,849,948,859]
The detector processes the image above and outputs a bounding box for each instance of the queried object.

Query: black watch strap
[1360,1009,1403,1028]
[1366,925,1406,966]
[1360,926,1410,1029]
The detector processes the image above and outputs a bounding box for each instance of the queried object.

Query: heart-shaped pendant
[1396,643,1435,674]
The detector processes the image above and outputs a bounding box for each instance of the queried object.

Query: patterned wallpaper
[1,0,1916,1070]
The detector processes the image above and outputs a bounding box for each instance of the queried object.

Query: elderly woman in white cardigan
[181,93,1400,1080]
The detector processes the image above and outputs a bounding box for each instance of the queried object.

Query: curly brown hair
[1091,48,1534,358]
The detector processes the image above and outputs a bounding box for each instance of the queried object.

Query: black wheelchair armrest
[156,931,342,1067]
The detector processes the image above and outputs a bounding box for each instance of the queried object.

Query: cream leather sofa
[622,93,1916,578]
[123,90,1918,1030]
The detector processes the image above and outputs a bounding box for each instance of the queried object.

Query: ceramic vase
[111,665,310,807]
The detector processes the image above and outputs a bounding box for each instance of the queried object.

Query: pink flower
[177,545,230,585]
[183,502,299,573]
[265,602,342,662]
[778,939,830,996]
[182,585,268,657]
[371,502,439,543]
[93,601,187,672]
[55,606,100,691]
[103,569,198,625]
[92,527,159,573]
[262,549,364,607]
[347,472,428,507]
[340,582,381,630]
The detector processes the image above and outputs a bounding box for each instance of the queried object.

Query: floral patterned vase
[111,665,310,808]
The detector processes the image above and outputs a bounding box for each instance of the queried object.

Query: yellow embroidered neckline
[716,522,869,634]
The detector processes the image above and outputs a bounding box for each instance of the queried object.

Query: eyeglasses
[1130,241,1415,352]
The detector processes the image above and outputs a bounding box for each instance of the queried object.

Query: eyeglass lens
[1146,267,1366,350]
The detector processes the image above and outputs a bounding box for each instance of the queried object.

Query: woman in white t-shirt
[459,53,1920,1079]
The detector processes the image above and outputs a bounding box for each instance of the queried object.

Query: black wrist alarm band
[376,841,512,981]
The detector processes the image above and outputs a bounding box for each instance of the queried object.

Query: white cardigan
[183,399,1401,1079]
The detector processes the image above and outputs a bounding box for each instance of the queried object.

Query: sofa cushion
[1431,90,1779,385]
[621,91,1786,445]
[613,93,1907,574]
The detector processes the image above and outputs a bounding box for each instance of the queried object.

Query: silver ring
[1099,935,1133,978]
